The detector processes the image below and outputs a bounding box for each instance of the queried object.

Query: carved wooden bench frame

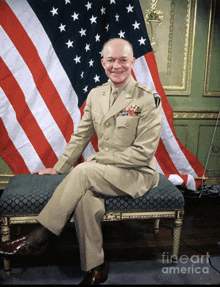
[0,208,184,276]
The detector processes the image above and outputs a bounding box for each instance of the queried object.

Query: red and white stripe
[0,0,94,173]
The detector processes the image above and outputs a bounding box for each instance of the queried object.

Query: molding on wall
[203,0,220,97]
[143,0,197,95]
[164,0,196,95]
[173,111,220,120]
[166,0,175,77]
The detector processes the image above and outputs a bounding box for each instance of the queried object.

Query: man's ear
[101,58,105,69]
[132,57,136,66]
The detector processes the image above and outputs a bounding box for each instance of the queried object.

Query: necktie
[110,90,118,107]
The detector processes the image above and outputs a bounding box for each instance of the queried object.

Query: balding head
[102,38,134,58]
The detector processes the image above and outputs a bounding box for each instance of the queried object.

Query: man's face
[101,39,135,88]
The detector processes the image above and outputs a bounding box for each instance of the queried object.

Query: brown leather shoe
[0,236,48,258]
[79,262,109,285]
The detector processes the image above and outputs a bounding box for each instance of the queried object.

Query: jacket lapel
[100,83,111,116]
[104,77,137,122]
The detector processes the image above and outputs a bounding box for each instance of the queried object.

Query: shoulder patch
[153,93,161,108]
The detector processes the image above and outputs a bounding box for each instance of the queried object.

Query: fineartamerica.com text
[161,252,210,274]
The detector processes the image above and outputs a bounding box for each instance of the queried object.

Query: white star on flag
[59,23,66,32]
[95,34,100,42]
[50,7,58,16]
[132,21,140,30]
[115,14,119,21]
[126,4,134,13]
[74,55,81,63]
[94,75,100,82]
[79,28,86,37]
[89,59,94,67]
[138,37,146,45]
[118,30,125,38]
[85,44,90,52]
[71,12,79,21]
[90,15,97,24]
[85,2,92,10]
[66,39,73,48]
[100,7,106,15]
[83,86,88,93]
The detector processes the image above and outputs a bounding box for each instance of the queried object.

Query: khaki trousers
[37,162,126,271]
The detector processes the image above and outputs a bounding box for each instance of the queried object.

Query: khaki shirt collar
[110,75,132,96]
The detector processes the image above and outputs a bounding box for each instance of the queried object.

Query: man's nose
[113,60,121,68]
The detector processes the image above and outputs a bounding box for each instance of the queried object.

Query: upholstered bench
[0,173,184,276]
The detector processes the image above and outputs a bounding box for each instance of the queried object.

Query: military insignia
[118,105,142,116]
[153,93,161,108]
[136,82,151,92]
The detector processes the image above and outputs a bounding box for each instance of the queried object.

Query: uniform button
[104,136,109,140]
[104,148,109,152]
[105,122,110,127]
[126,123,129,127]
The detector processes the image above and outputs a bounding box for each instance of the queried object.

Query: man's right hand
[33,168,59,175]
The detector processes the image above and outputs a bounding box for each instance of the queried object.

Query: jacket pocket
[115,116,139,145]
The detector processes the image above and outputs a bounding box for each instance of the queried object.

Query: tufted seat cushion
[104,174,184,212]
[0,174,184,216]
[0,174,67,216]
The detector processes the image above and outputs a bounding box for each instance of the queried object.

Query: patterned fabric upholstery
[0,174,184,216]
[104,174,184,212]
[0,174,67,216]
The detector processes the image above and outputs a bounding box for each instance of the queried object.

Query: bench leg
[0,217,11,276]
[154,219,160,234]
[172,211,184,264]
[3,258,11,276]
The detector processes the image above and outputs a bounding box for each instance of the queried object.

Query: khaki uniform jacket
[54,77,162,199]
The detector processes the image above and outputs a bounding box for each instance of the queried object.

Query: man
[0,38,162,285]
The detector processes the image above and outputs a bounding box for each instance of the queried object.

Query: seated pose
[0,38,162,285]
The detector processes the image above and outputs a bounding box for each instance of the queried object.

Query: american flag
[0,0,206,190]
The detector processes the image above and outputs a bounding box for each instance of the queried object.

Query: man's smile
[111,71,124,74]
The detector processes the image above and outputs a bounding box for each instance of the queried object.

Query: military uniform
[37,76,162,271]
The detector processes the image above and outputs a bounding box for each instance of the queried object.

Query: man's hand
[33,168,59,175]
